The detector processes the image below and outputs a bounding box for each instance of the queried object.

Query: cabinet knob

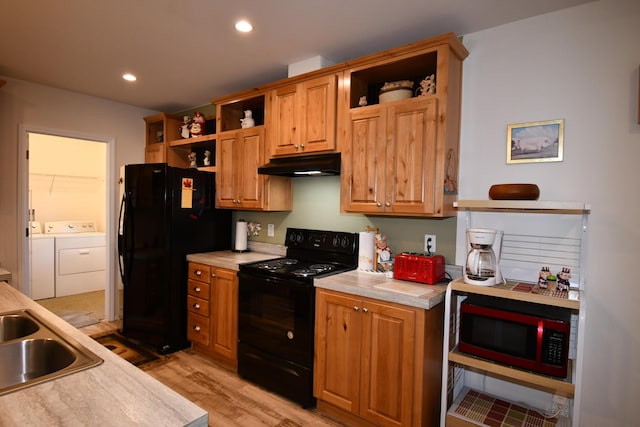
[193,325,201,332]
[375,201,382,207]
[293,144,298,149]
[195,270,202,276]
[385,202,391,207]
[193,303,200,309]
[354,306,359,311]
[194,287,201,293]
[300,143,305,150]
[363,308,369,313]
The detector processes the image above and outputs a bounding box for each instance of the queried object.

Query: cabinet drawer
[188,263,212,283]
[187,312,210,346]
[187,295,210,316]
[187,279,210,300]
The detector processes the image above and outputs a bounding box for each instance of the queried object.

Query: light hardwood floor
[81,322,347,427]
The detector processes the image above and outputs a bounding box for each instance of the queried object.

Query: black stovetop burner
[239,228,359,281]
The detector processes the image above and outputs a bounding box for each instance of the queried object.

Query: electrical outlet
[424,234,436,254]
[267,224,275,237]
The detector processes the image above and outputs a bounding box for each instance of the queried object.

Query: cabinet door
[210,267,238,363]
[385,98,438,215]
[270,84,300,157]
[144,143,166,163]
[216,131,238,208]
[359,299,416,427]
[299,74,337,153]
[236,127,265,209]
[314,290,362,413]
[341,106,387,213]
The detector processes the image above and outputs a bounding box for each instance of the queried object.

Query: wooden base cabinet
[314,289,444,427]
[187,262,238,369]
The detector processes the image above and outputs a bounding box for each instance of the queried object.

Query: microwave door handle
[536,319,545,364]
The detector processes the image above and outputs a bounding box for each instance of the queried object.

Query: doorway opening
[18,128,117,326]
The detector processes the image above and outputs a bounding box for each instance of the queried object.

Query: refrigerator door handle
[117,191,130,284]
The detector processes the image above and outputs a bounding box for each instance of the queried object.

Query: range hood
[257,153,341,176]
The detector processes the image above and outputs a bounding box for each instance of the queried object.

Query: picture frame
[507,119,564,164]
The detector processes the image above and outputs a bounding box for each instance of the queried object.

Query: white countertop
[0,281,207,427]
[186,241,286,270]
[187,248,448,310]
[314,270,448,310]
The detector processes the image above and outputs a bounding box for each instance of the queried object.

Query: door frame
[17,124,118,321]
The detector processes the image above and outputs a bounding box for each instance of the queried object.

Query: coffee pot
[464,228,503,286]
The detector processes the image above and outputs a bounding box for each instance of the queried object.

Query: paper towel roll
[235,220,248,251]
[358,231,375,271]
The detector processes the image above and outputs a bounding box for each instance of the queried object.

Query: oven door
[237,270,315,367]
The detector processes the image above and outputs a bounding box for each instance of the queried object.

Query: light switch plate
[268,224,275,237]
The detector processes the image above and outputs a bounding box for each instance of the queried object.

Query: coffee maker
[464,228,504,286]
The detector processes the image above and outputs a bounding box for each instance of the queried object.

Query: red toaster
[393,252,445,285]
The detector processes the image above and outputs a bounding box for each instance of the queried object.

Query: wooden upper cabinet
[216,127,292,211]
[268,74,338,157]
[339,33,467,217]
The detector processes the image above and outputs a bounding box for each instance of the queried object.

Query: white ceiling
[1,0,592,112]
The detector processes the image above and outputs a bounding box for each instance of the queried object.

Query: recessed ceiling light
[122,73,137,82]
[235,20,253,33]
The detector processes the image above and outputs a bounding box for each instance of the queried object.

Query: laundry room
[28,132,107,326]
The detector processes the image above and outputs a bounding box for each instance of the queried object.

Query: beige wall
[456,1,640,425]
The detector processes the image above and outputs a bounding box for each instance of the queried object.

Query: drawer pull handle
[194,287,201,293]
[193,325,201,332]
[354,306,359,311]
[363,308,369,313]
[195,270,202,276]
[193,303,200,309]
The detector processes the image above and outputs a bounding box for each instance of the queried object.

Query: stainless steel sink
[0,310,103,395]
[0,313,40,342]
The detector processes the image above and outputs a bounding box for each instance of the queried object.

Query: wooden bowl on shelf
[489,184,540,200]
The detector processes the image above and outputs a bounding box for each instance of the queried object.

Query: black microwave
[459,295,571,378]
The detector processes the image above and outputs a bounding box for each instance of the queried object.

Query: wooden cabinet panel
[216,127,292,211]
[188,263,212,283]
[385,98,438,215]
[269,74,338,157]
[209,267,237,362]
[359,299,416,426]
[314,289,441,427]
[314,290,362,413]
[187,312,210,346]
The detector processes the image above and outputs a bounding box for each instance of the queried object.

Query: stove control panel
[285,228,358,256]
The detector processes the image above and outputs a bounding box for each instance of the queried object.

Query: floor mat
[59,311,100,328]
[92,333,160,367]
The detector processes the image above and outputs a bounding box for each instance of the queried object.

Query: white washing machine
[45,221,106,297]
[30,221,55,300]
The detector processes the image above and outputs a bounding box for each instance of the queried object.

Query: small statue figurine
[190,112,206,137]
[557,267,572,291]
[358,96,368,107]
[188,152,197,168]
[240,110,255,129]
[203,150,211,166]
[180,116,191,138]
[417,74,436,96]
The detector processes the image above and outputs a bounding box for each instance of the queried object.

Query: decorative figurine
[180,116,191,138]
[538,266,550,289]
[358,96,368,107]
[203,150,211,166]
[557,267,572,291]
[190,112,206,137]
[188,152,197,168]
[240,110,255,129]
[417,74,436,96]
[156,130,164,142]
[375,234,392,262]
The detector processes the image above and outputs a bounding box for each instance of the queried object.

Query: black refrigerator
[118,163,231,354]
